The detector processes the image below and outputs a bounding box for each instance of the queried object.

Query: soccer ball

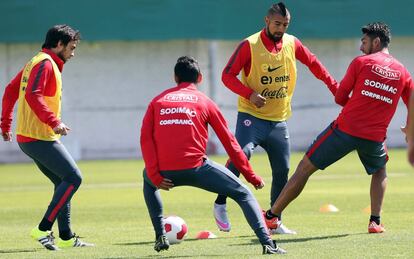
[164,215,188,244]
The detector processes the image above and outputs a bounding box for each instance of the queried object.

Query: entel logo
[371,64,401,80]
[164,93,198,103]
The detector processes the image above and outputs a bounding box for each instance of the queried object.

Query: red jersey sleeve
[222,40,254,100]
[207,99,262,186]
[294,37,338,95]
[140,101,164,187]
[401,73,414,106]
[401,72,414,125]
[25,60,61,129]
[335,58,359,106]
[1,70,23,133]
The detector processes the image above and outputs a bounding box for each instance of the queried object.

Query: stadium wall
[1,0,413,42]
[0,37,412,162]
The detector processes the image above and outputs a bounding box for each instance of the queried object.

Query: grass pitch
[0,149,413,258]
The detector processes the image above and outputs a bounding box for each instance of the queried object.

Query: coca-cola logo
[371,64,401,80]
[261,87,288,99]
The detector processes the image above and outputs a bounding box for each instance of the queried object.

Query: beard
[266,26,283,42]
[56,50,67,63]
[363,43,374,55]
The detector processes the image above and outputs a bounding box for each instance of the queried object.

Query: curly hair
[361,22,391,48]
[42,24,81,49]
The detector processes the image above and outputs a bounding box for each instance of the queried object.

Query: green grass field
[0,149,413,258]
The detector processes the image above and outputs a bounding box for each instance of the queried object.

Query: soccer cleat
[262,210,278,230]
[57,234,95,248]
[262,240,287,254]
[368,221,385,233]
[214,203,231,232]
[270,222,297,235]
[30,226,59,251]
[154,235,169,252]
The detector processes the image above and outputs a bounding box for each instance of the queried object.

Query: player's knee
[297,156,318,176]
[75,174,82,187]
[72,175,82,189]
[373,168,387,179]
[231,185,253,201]
[64,169,82,188]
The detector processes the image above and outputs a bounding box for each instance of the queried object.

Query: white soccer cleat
[270,222,297,235]
[213,203,231,232]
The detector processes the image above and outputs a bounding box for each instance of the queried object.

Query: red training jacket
[140,82,262,187]
[335,51,413,141]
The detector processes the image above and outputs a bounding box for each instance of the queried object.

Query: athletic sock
[265,210,279,220]
[38,218,53,231]
[214,196,227,205]
[59,230,74,241]
[370,215,380,225]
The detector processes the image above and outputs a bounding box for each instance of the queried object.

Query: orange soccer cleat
[368,221,386,233]
[262,210,279,230]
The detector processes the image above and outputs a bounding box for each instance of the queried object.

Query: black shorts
[306,122,388,175]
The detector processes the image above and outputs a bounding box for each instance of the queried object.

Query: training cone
[195,231,217,239]
[319,204,339,212]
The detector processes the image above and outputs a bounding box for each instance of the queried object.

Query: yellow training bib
[16,52,62,141]
[239,32,297,121]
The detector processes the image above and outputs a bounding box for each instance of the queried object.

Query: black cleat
[262,240,287,254]
[154,235,169,252]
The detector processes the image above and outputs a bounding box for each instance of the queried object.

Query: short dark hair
[42,24,81,49]
[361,22,391,48]
[268,2,289,17]
[174,56,200,83]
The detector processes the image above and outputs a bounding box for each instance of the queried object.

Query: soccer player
[213,2,338,234]
[263,22,413,234]
[1,25,93,250]
[141,56,286,254]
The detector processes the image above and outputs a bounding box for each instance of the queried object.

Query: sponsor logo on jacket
[164,93,198,103]
[160,107,197,117]
[371,64,401,80]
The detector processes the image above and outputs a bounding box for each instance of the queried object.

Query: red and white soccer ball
[164,215,188,244]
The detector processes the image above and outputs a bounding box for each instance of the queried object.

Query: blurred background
[1,0,413,162]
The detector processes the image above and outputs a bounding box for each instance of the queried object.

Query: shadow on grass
[116,232,366,247]
[0,248,38,254]
[231,232,365,246]
[114,237,223,246]
[111,233,366,258]
[103,255,225,259]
